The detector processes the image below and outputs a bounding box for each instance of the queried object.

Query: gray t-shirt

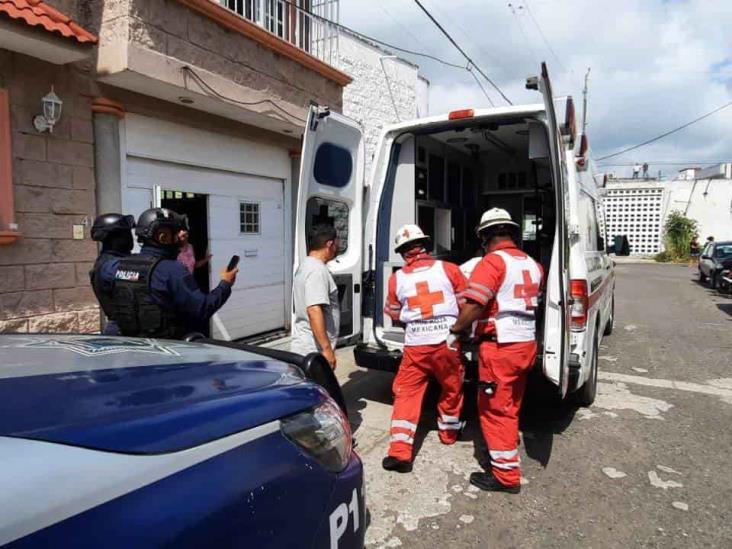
[291,256,340,355]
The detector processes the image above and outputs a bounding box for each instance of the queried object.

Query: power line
[410,0,513,105]
[182,66,306,123]
[598,161,728,166]
[278,0,464,69]
[374,2,495,105]
[275,0,510,106]
[596,100,732,161]
[522,0,568,74]
[467,66,495,107]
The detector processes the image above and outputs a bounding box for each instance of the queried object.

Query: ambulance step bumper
[353,344,402,372]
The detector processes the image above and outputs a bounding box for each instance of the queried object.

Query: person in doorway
[707,235,715,244]
[89,213,136,335]
[291,224,340,369]
[100,208,238,338]
[177,227,211,275]
[381,225,468,473]
[448,208,543,493]
[632,163,641,179]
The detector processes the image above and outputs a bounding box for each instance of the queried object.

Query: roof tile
[0,0,97,44]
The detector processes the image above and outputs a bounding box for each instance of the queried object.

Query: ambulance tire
[573,335,598,407]
[603,297,614,336]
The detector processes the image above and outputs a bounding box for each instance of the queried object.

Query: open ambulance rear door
[529,63,571,398]
[294,106,365,341]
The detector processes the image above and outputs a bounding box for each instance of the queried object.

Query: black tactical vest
[89,253,118,320]
[111,255,181,338]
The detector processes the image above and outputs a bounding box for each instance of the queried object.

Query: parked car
[716,258,732,295]
[698,240,732,289]
[0,335,364,549]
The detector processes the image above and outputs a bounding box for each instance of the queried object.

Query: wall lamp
[33,87,63,133]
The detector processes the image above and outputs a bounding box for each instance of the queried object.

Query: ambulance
[294,64,615,405]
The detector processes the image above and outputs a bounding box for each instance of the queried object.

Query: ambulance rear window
[314,142,353,188]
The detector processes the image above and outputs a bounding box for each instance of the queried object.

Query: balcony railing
[219,0,340,67]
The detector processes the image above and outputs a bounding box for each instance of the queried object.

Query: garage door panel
[213,286,286,338]
[126,157,286,340]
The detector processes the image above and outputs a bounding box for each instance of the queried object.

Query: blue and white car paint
[0,335,364,549]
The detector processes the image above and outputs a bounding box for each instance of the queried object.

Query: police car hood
[0,335,324,454]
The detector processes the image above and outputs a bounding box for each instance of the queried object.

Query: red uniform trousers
[477,340,537,486]
[388,343,464,462]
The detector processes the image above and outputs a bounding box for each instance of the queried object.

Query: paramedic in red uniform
[382,224,468,473]
[448,208,543,493]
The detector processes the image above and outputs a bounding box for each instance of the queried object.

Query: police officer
[448,208,543,493]
[100,208,238,339]
[90,213,136,335]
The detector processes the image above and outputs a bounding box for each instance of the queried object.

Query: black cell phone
[227,255,240,271]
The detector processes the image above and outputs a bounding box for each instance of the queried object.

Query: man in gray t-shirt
[291,224,340,368]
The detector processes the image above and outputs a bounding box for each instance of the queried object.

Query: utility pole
[581,67,590,135]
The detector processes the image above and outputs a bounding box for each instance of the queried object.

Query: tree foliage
[663,211,699,260]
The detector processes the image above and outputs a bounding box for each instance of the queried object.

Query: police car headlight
[281,398,352,473]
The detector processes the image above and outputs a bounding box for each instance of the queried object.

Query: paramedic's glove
[446,328,464,352]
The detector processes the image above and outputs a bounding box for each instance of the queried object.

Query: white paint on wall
[336,31,427,182]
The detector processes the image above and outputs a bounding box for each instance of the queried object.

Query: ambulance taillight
[569,279,589,331]
[448,109,475,120]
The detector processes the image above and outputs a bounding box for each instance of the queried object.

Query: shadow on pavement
[339,364,578,471]
[716,303,732,317]
[340,368,393,433]
[519,380,578,468]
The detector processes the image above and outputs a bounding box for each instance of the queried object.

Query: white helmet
[394,224,430,253]
[476,208,519,236]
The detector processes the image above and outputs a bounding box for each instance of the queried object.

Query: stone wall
[336,31,426,180]
[0,51,100,333]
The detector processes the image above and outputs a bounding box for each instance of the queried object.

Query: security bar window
[240,202,260,234]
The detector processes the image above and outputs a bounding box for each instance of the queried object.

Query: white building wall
[604,180,665,255]
[335,31,427,181]
[603,165,732,255]
[665,178,732,241]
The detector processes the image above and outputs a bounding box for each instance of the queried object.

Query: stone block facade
[0,51,100,333]
[336,31,428,179]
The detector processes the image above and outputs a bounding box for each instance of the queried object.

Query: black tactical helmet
[91,213,136,242]
[135,208,188,243]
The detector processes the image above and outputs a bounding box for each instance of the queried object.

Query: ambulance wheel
[573,336,598,407]
[603,297,614,336]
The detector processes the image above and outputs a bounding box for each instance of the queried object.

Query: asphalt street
[333,262,732,548]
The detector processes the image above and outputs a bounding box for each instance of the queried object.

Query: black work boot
[469,471,521,494]
[382,456,413,473]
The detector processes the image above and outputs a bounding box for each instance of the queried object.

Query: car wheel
[698,268,707,283]
[573,334,598,407]
[603,296,614,336]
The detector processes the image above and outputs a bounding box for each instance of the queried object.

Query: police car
[0,335,364,548]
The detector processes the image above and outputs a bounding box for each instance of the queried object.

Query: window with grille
[240,202,260,234]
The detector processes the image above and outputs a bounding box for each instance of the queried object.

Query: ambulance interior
[377,116,557,349]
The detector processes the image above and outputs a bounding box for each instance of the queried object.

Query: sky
[339,0,732,178]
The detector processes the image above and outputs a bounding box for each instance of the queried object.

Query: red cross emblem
[407,281,445,319]
[402,229,411,239]
[514,270,539,309]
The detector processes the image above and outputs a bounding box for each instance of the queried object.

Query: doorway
[161,190,210,293]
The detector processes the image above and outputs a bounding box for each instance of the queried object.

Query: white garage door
[125,157,286,340]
